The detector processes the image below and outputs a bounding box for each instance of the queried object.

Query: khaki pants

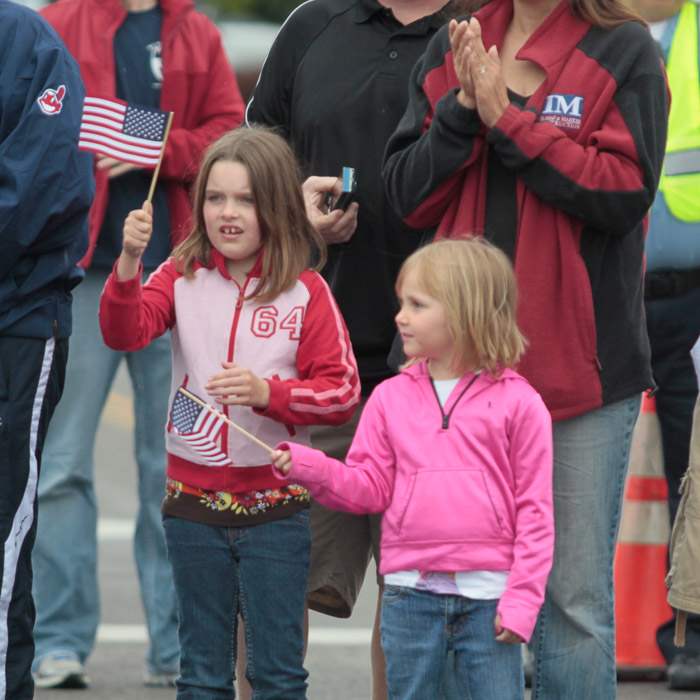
[307,400,382,618]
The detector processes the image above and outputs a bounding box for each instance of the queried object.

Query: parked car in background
[15,0,278,102]
[15,0,279,101]
[216,18,279,100]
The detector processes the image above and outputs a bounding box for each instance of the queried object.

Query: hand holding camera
[302,166,359,244]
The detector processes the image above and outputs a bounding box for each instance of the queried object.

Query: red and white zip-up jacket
[99,249,361,493]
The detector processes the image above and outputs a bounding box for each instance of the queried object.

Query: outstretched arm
[272,390,396,514]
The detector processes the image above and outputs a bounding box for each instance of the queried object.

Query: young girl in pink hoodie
[273,237,554,699]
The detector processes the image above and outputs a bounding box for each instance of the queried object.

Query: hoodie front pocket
[397,469,505,543]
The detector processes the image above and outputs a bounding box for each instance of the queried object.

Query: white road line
[97,625,371,646]
[98,518,135,541]
[309,628,371,645]
[98,625,148,643]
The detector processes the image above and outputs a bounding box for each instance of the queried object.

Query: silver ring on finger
[479,65,486,75]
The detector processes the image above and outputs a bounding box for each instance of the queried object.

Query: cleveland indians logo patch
[37,84,66,115]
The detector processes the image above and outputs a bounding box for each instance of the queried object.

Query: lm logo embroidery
[539,93,584,130]
[37,84,66,115]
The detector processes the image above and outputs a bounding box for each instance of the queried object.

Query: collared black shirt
[484,90,528,262]
[248,0,458,393]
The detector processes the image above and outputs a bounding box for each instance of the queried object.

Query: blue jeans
[32,268,179,674]
[163,512,311,700]
[532,395,641,699]
[381,586,523,700]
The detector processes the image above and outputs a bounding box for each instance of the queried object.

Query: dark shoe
[668,653,700,690]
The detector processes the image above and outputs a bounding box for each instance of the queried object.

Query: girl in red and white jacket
[99,126,360,699]
[273,238,553,700]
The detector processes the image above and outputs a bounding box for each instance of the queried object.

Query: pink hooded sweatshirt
[278,361,554,641]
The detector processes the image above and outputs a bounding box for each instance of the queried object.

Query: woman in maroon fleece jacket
[383,0,668,696]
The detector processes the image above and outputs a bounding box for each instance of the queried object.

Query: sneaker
[33,652,89,689]
[143,669,179,688]
[668,653,700,691]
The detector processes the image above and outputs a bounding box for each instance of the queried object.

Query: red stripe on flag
[78,95,166,170]
[78,131,162,158]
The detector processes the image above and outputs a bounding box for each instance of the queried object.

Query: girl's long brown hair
[462,0,643,28]
[172,126,326,303]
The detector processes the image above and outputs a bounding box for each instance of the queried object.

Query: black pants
[0,336,67,700]
[645,286,700,663]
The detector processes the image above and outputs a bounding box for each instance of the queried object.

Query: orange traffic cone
[615,393,672,678]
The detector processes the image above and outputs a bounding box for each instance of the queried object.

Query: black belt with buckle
[644,268,700,300]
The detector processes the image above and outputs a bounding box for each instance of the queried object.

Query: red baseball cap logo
[37,85,66,115]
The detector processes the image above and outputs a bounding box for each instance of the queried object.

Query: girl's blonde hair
[396,237,527,375]
[172,126,326,302]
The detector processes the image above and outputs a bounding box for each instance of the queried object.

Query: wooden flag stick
[178,387,276,456]
[146,111,175,205]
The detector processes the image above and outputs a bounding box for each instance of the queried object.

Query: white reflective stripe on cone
[618,499,670,545]
[628,411,664,479]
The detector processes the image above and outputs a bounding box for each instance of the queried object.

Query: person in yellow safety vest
[626,0,700,690]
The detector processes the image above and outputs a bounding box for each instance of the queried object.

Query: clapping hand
[449,18,476,108]
[450,17,510,127]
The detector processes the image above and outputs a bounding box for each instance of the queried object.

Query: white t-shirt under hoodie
[384,377,509,599]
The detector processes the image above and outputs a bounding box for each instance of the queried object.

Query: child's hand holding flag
[117,201,152,281]
[271,449,292,475]
[78,95,174,283]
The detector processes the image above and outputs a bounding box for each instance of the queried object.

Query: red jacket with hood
[383,0,669,420]
[42,0,245,268]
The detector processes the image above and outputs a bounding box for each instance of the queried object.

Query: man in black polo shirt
[247,0,459,695]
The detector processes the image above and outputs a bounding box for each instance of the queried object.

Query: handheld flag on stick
[170,387,275,462]
[144,110,174,205]
[170,389,233,467]
[78,96,174,205]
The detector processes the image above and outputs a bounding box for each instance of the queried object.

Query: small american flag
[170,388,232,467]
[78,96,169,168]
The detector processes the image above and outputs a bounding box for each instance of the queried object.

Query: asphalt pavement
[33,367,697,699]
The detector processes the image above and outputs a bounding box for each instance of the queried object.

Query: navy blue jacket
[0,0,94,339]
